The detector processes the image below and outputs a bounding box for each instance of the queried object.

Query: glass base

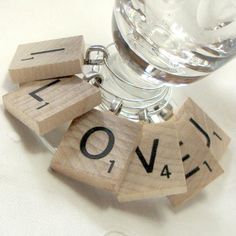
[89,44,174,123]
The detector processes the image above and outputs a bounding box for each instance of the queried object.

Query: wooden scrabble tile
[176,98,230,160]
[3,76,101,135]
[51,110,143,192]
[168,120,224,208]
[117,122,187,202]
[9,35,85,83]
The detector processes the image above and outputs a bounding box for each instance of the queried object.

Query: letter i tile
[51,110,143,192]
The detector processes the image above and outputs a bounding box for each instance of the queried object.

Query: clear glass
[95,44,172,121]
[90,0,236,121]
[113,0,236,84]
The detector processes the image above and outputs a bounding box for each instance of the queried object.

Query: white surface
[0,1,236,236]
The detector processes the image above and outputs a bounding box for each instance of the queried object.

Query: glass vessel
[40,0,236,152]
[85,0,236,122]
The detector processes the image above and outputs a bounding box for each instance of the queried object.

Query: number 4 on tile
[117,122,187,202]
[136,139,172,178]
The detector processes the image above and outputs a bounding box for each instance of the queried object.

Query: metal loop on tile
[109,98,123,115]
[158,102,174,121]
[84,45,108,65]
[83,73,104,87]
[138,109,150,122]
[84,44,173,122]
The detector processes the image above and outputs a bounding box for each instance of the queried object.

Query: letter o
[80,127,115,159]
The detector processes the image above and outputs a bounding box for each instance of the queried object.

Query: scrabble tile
[176,98,230,160]
[9,36,85,83]
[168,120,224,208]
[3,76,101,135]
[51,110,143,192]
[117,122,187,202]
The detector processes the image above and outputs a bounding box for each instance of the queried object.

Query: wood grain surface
[168,119,224,208]
[51,110,143,192]
[117,122,187,202]
[176,98,230,160]
[3,76,101,135]
[9,35,85,83]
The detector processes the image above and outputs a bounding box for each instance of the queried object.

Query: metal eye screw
[109,98,123,115]
[84,45,108,65]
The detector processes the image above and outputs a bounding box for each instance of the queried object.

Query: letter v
[135,139,159,173]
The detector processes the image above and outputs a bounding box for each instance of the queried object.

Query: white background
[0,1,236,236]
